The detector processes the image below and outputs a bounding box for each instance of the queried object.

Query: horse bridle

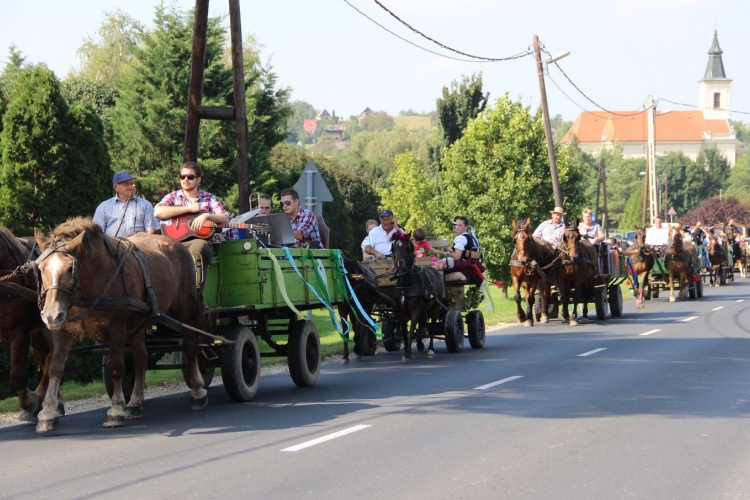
[33,239,81,312]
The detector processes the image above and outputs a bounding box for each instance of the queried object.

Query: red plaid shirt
[290,208,320,247]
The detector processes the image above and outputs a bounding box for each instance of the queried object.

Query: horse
[557,220,598,325]
[33,217,205,433]
[339,258,394,363]
[510,218,559,326]
[739,241,750,279]
[706,233,727,286]
[621,226,655,308]
[665,225,698,302]
[390,231,444,363]
[0,227,62,421]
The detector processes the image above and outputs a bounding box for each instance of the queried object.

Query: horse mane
[50,217,109,256]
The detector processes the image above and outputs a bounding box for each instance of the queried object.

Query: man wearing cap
[362,209,401,260]
[533,206,566,247]
[93,170,159,237]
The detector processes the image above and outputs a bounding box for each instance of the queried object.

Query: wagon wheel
[651,281,660,299]
[643,282,651,300]
[533,292,542,322]
[102,354,135,405]
[381,317,401,352]
[181,349,215,390]
[467,310,485,349]
[719,267,727,286]
[594,285,609,320]
[444,309,465,353]
[608,284,623,317]
[547,292,560,319]
[287,320,321,388]
[688,278,697,299]
[357,328,378,357]
[220,325,261,402]
[696,277,704,298]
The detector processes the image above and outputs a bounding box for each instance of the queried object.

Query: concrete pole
[647,95,658,225]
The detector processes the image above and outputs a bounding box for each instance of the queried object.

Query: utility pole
[533,35,563,209]
[646,94,658,224]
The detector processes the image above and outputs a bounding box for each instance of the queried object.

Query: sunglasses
[280,200,294,207]
[180,174,197,180]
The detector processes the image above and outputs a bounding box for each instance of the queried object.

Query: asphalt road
[3,280,750,500]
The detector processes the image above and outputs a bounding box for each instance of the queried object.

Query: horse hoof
[401,356,412,364]
[57,403,65,417]
[540,315,549,324]
[426,350,435,359]
[669,297,676,303]
[191,394,208,411]
[36,418,59,433]
[523,320,532,327]
[570,319,578,326]
[417,343,425,353]
[341,358,349,364]
[125,405,143,420]
[102,415,124,428]
[19,411,37,423]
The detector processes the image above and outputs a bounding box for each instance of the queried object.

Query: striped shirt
[93,196,159,237]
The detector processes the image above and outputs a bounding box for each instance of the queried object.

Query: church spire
[703,30,727,80]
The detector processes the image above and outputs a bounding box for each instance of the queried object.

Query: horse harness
[510,230,563,281]
[31,236,160,321]
[393,265,445,310]
[0,233,40,304]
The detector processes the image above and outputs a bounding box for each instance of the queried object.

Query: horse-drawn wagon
[646,227,703,301]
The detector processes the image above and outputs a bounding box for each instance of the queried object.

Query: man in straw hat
[533,206,566,247]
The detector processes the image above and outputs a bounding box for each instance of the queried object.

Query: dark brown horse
[706,233,727,286]
[0,227,60,420]
[666,226,698,302]
[34,217,204,433]
[621,226,655,308]
[390,231,444,362]
[510,218,559,326]
[557,220,597,326]
[339,258,394,363]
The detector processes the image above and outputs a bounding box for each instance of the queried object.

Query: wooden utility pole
[533,35,563,209]
[184,0,252,213]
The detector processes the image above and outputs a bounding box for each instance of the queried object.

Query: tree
[378,151,436,233]
[286,100,317,144]
[0,66,111,234]
[726,153,750,206]
[682,197,750,226]
[359,111,394,132]
[437,94,585,283]
[0,45,27,98]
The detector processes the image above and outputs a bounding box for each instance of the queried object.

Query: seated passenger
[413,227,449,259]
[442,216,485,286]
[645,216,670,254]
[362,209,401,260]
[361,219,378,261]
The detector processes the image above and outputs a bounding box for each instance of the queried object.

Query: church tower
[698,30,731,120]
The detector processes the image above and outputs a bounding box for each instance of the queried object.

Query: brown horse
[339,258,394,363]
[0,227,60,420]
[739,241,750,279]
[557,220,597,326]
[621,226,655,308]
[510,218,559,326]
[390,231,444,362]
[706,233,727,286]
[34,217,205,433]
[665,226,698,302]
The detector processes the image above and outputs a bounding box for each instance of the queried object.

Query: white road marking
[578,348,607,357]
[681,316,697,322]
[281,424,370,452]
[640,329,661,336]
[736,299,745,303]
[474,376,524,390]
[712,306,725,311]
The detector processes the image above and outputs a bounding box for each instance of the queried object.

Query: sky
[1,0,749,122]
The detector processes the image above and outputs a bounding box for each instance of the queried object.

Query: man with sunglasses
[280,188,321,248]
[154,162,229,289]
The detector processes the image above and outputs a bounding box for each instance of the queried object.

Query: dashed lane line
[736,299,745,303]
[474,376,524,390]
[578,348,608,357]
[681,316,698,322]
[640,329,661,336]
[712,306,725,311]
[281,424,371,452]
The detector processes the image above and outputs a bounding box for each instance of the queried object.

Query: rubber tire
[467,310,485,349]
[644,282,652,301]
[444,310,465,353]
[102,354,135,405]
[608,285,623,317]
[220,325,261,402]
[688,278,697,299]
[652,284,660,299]
[594,286,609,320]
[381,318,402,352]
[287,320,321,388]
[533,293,542,322]
[720,268,727,286]
[181,351,215,390]
[696,278,703,298]
[547,292,560,319]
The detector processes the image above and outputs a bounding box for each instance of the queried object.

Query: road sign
[294,160,333,216]
[667,207,677,216]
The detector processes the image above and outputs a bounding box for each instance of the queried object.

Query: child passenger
[413,228,449,258]
[361,219,379,261]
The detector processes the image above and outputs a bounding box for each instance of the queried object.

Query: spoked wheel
[608,284,623,317]
[467,310,485,349]
[381,318,401,352]
[287,320,321,388]
[444,310,465,353]
[220,325,261,402]
[102,354,135,404]
[181,350,216,390]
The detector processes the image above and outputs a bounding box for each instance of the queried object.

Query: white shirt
[645,225,670,246]
[361,225,401,255]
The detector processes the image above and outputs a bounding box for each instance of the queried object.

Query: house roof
[561,110,731,144]
[303,119,318,133]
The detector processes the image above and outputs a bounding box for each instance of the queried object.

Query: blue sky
[1,0,748,122]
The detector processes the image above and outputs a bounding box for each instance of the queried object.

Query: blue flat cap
[112,171,133,184]
[379,209,394,218]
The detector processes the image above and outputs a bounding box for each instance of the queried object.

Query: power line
[341,0,495,63]
[371,0,533,62]
[657,97,750,116]
[546,71,646,121]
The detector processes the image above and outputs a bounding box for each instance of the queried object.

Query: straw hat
[550,206,566,215]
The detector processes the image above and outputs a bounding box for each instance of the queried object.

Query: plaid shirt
[533,219,565,247]
[290,208,320,247]
[93,196,159,237]
[156,189,228,216]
